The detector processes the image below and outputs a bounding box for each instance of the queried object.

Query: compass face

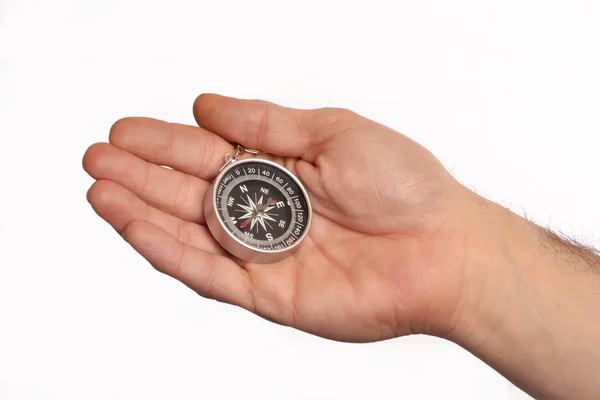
[213,159,311,253]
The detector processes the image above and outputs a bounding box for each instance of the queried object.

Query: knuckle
[199,254,218,298]
[198,134,216,175]
[138,163,151,196]
[172,174,191,216]
[244,101,271,147]
[316,107,361,136]
[164,122,177,159]
[176,219,189,243]
[172,243,187,277]
[320,107,357,120]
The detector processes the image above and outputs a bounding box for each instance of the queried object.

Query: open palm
[83,94,472,342]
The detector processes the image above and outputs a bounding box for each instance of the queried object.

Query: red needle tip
[240,220,250,228]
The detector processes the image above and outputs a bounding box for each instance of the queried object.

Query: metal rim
[210,157,313,255]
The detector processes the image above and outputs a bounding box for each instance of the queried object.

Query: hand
[83,94,600,399]
[83,94,474,342]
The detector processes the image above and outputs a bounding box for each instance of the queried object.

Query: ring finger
[83,142,210,224]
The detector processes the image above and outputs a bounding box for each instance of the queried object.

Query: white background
[1,0,599,399]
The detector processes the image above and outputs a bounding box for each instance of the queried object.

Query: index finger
[193,94,354,162]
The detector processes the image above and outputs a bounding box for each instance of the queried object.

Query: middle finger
[108,117,234,180]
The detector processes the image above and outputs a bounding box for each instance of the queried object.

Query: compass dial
[212,159,311,255]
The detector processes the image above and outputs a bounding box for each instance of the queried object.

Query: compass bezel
[204,158,312,263]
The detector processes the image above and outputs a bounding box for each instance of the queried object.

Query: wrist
[447,191,600,400]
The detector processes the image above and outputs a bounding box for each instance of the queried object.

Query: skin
[83,94,600,400]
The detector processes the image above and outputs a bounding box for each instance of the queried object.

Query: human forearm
[451,193,600,400]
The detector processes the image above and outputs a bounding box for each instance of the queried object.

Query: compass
[204,146,312,263]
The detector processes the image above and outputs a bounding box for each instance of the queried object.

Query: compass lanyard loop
[218,144,264,172]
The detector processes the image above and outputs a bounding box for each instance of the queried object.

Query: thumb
[193,94,350,162]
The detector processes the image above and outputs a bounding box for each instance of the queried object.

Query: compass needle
[263,214,277,223]
[258,216,267,231]
[247,194,255,209]
[236,203,253,213]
